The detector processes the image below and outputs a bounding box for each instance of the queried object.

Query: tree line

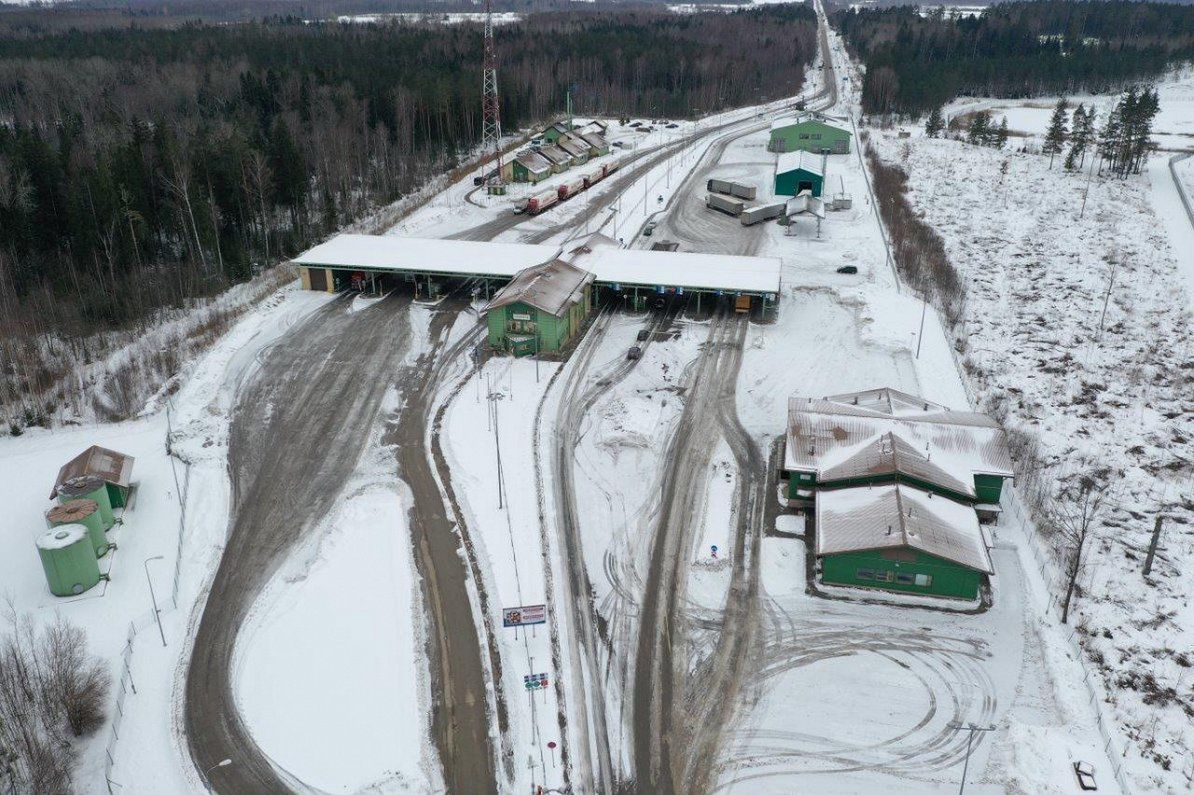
[0,6,816,363]
[834,0,1194,117]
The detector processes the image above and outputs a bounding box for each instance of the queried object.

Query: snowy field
[872,78,1194,791]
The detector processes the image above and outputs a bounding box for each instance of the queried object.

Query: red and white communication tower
[481,0,504,193]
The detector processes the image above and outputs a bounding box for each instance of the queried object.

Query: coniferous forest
[834,0,1194,117]
[0,4,816,345]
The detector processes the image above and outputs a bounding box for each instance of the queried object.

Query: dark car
[473,176,485,186]
[637,329,650,342]
[627,346,642,360]
[643,221,658,237]
[836,265,859,275]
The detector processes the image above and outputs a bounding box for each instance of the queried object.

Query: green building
[542,121,572,143]
[783,387,1014,601]
[816,483,992,600]
[769,115,852,154]
[485,259,595,355]
[539,144,573,173]
[557,133,591,165]
[508,151,553,184]
[774,151,825,198]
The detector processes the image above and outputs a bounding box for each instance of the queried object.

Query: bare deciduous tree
[1051,474,1110,624]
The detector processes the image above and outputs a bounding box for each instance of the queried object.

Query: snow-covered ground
[872,75,1194,793]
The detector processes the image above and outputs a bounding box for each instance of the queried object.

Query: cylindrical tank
[46,499,109,557]
[57,475,114,530]
[36,524,102,597]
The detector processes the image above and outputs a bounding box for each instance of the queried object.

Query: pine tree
[1042,97,1069,168]
[925,106,945,138]
[967,111,989,146]
[987,116,1009,149]
[1097,104,1121,175]
[1063,143,1079,171]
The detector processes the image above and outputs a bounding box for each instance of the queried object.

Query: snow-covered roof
[784,388,1014,484]
[580,120,608,134]
[539,145,571,165]
[776,150,824,177]
[579,132,608,150]
[52,444,135,499]
[293,234,554,277]
[816,483,993,573]
[565,244,782,295]
[557,135,589,159]
[37,524,88,551]
[820,431,978,498]
[293,234,782,296]
[515,152,552,174]
[484,259,593,317]
[770,113,850,134]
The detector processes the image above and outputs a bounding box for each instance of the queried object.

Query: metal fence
[102,402,191,793]
[1168,153,1194,230]
[1001,489,1134,794]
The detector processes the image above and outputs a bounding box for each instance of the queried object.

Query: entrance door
[797,180,814,194]
[308,267,328,291]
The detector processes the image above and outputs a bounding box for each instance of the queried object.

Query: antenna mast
[481,0,504,193]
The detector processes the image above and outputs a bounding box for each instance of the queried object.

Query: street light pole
[143,556,166,647]
[948,722,996,795]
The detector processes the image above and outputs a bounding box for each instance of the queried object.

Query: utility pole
[915,299,927,359]
[143,556,166,647]
[481,0,504,195]
[1143,514,1164,576]
[948,722,996,794]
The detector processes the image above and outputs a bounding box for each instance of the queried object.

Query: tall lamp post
[203,758,232,793]
[143,556,166,647]
[948,722,996,794]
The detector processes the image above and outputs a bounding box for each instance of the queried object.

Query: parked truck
[525,189,559,215]
[740,202,786,226]
[706,193,745,216]
[706,178,756,201]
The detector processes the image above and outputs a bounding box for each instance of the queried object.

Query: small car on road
[643,221,658,237]
[836,265,858,275]
[627,346,642,360]
[637,329,650,342]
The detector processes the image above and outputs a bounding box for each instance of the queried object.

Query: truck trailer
[706,178,756,201]
[740,202,786,226]
[706,193,745,216]
[525,189,559,215]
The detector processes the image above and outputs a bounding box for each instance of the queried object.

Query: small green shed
[816,483,992,600]
[774,151,825,198]
[52,445,135,511]
[769,116,852,154]
[485,259,595,354]
[542,121,572,143]
[509,152,553,184]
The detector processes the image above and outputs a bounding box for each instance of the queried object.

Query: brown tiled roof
[51,445,134,499]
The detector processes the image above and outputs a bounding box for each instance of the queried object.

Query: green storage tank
[57,475,114,530]
[46,499,109,557]
[36,524,102,597]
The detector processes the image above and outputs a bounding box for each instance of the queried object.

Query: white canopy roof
[293,234,782,296]
[776,150,824,177]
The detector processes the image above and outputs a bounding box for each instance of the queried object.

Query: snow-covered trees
[924,106,945,138]
[1097,87,1160,177]
[1043,97,1070,168]
[963,111,1007,149]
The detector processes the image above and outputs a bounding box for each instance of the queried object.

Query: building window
[873,570,894,583]
[915,574,933,587]
[856,569,874,580]
[812,133,822,140]
[799,133,810,139]
[896,573,915,585]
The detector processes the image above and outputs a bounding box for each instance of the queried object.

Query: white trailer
[707,178,756,201]
[740,202,785,226]
[706,193,745,216]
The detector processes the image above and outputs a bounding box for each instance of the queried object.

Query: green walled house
[816,483,993,600]
[508,151,553,184]
[542,121,573,143]
[769,115,852,154]
[51,445,135,509]
[782,388,1014,601]
[485,259,595,355]
[774,150,825,198]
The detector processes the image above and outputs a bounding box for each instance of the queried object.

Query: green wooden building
[51,445,135,510]
[783,388,1014,600]
[816,483,992,600]
[769,115,852,154]
[485,259,595,355]
[508,151,553,184]
[557,133,591,165]
[542,121,573,143]
[774,151,825,198]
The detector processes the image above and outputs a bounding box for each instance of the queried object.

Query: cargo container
[526,189,559,215]
[706,179,756,201]
[706,193,745,216]
[558,178,586,200]
[740,202,786,226]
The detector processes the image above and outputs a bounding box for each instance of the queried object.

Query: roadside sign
[503,604,547,627]
[523,673,549,690]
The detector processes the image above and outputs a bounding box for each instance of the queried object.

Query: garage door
[308,267,328,291]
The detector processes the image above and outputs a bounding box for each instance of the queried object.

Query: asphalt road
[184,293,414,794]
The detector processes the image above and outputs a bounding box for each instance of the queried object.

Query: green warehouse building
[774,151,825,198]
[508,151,553,184]
[783,388,1014,600]
[769,115,852,154]
[485,259,595,355]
